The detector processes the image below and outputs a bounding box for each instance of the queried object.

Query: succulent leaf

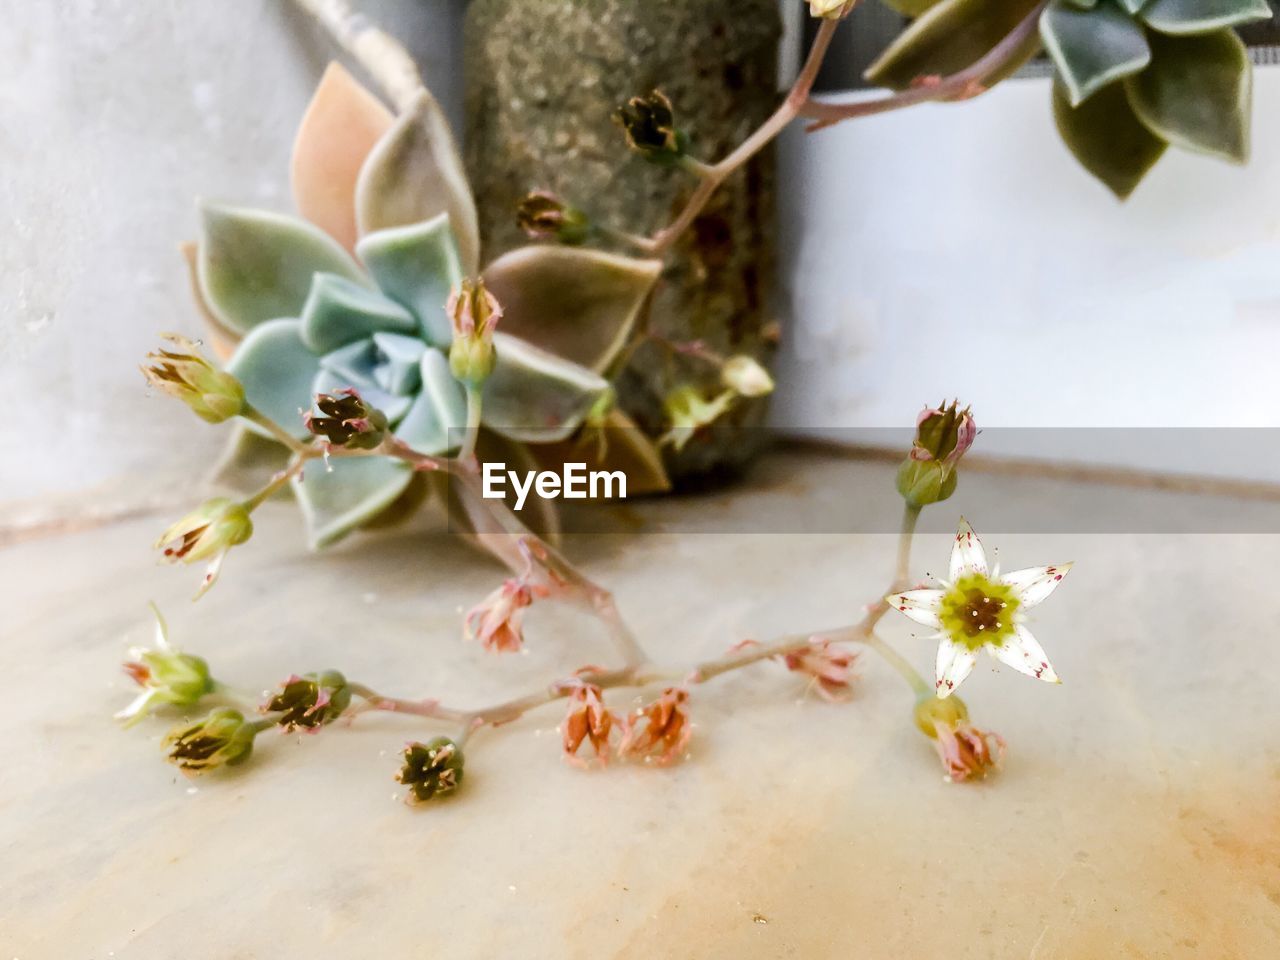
[394,350,467,454]
[877,0,948,15]
[1041,0,1151,106]
[225,319,322,438]
[198,204,366,335]
[530,408,672,496]
[1115,0,1146,13]
[300,272,418,354]
[1140,0,1273,35]
[357,214,464,348]
[291,62,394,252]
[356,90,481,275]
[864,0,1044,91]
[481,246,662,373]
[179,241,240,361]
[481,333,613,443]
[291,456,414,549]
[1053,78,1167,198]
[1124,28,1251,163]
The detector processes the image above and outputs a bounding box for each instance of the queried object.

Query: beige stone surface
[2,451,1278,958]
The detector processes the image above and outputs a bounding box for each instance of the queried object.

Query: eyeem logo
[482,462,627,511]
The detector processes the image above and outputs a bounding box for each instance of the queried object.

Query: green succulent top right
[870,0,1273,199]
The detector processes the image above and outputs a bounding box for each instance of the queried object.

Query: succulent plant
[186,64,666,546]
[867,0,1269,198]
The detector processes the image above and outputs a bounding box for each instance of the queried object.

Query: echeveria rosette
[866,0,1266,199]
[190,63,664,547]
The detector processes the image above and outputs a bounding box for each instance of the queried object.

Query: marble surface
[3,451,1278,958]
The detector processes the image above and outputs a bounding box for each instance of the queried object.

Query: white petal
[1001,562,1074,608]
[989,624,1061,685]
[935,639,977,699]
[193,552,227,601]
[887,588,944,628]
[949,518,988,580]
[114,689,158,725]
[150,601,172,650]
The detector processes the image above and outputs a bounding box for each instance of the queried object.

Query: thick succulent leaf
[1063,0,1100,7]
[300,272,417,354]
[878,0,947,14]
[393,350,467,454]
[357,473,433,531]
[226,319,321,438]
[529,408,672,496]
[475,430,562,543]
[207,425,290,497]
[357,214,463,348]
[291,62,394,252]
[311,368,413,423]
[864,0,1044,91]
[371,332,427,395]
[481,333,612,444]
[179,241,240,361]
[1124,29,1251,163]
[198,204,366,334]
[1053,79,1167,198]
[1115,0,1146,12]
[355,89,481,275]
[1041,0,1151,106]
[481,247,662,373]
[292,456,413,549]
[1141,0,1273,35]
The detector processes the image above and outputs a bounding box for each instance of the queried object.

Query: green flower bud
[155,498,253,599]
[912,692,970,739]
[305,390,388,450]
[659,386,735,452]
[141,333,244,423]
[895,458,958,508]
[164,708,260,774]
[263,670,352,732]
[396,737,465,804]
[447,279,501,387]
[911,400,976,467]
[516,191,592,245]
[116,604,215,727]
[613,90,688,165]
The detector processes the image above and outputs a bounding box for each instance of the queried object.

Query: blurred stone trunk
[464,0,781,484]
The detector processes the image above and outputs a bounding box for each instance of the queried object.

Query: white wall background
[3,1,1277,508]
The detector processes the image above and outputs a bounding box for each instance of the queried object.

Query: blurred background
[4,0,1279,512]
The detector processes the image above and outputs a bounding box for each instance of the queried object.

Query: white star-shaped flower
[887,519,1072,699]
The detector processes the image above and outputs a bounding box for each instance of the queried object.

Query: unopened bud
[720,355,775,398]
[613,90,688,165]
[911,400,976,467]
[305,390,387,450]
[516,191,591,244]
[895,458,958,508]
[396,737,465,803]
[447,279,502,387]
[141,333,244,423]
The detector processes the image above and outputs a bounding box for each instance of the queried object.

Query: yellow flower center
[938,573,1020,651]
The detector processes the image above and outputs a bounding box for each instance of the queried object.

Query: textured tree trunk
[464,0,781,483]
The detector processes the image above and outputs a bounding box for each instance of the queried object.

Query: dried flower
[396,737,465,804]
[614,90,687,164]
[164,707,260,775]
[263,670,351,732]
[887,518,1072,698]
[115,604,214,726]
[619,688,691,765]
[141,333,244,423]
[720,355,775,398]
[155,498,253,599]
[465,579,538,653]
[911,400,976,467]
[783,637,858,702]
[446,278,502,387]
[913,694,1005,783]
[808,0,858,19]
[516,191,591,244]
[659,386,735,452]
[304,390,387,450]
[560,679,619,767]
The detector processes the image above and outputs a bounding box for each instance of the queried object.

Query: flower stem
[240,453,312,513]
[241,403,308,455]
[862,632,930,697]
[459,386,483,463]
[895,503,921,590]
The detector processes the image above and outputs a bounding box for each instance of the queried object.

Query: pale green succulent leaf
[300,272,417,354]
[1053,78,1168,198]
[292,456,414,549]
[197,204,366,335]
[481,333,612,444]
[481,246,662,373]
[1115,0,1147,13]
[357,214,463,349]
[864,0,1044,91]
[226,318,321,439]
[355,89,481,276]
[1124,29,1251,163]
[1141,0,1273,35]
[1041,1,1151,106]
[394,350,466,454]
[371,332,427,395]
